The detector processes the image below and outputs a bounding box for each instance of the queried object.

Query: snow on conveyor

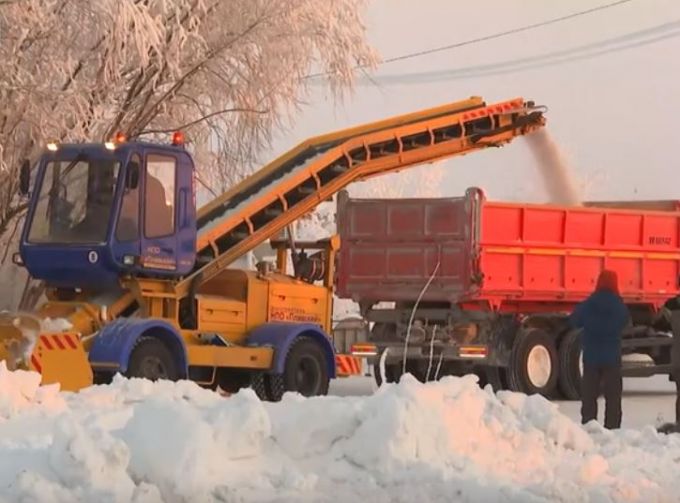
[0,363,679,503]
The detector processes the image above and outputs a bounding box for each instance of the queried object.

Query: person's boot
[657,422,680,434]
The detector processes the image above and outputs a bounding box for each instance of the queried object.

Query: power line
[380,0,636,65]
[358,19,680,85]
[306,0,636,79]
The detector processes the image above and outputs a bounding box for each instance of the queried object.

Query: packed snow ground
[0,364,679,502]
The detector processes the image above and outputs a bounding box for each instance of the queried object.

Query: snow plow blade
[0,312,93,391]
[28,333,93,391]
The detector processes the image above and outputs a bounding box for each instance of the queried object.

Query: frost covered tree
[0,0,377,308]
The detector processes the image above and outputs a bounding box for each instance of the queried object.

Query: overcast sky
[266,0,680,203]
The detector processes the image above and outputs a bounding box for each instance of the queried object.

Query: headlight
[11,253,23,266]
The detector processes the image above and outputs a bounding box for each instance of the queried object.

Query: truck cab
[17,134,196,290]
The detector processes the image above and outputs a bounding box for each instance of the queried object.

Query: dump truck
[0,96,545,398]
[337,188,680,399]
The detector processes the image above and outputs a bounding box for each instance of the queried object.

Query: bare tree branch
[138,107,268,135]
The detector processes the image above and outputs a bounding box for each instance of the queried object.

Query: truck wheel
[266,336,330,401]
[125,336,179,381]
[480,365,509,392]
[373,362,405,386]
[508,328,558,396]
[557,330,583,400]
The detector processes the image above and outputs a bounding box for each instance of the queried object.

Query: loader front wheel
[126,336,179,382]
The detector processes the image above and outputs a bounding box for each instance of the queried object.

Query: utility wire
[378,0,636,65]
[306,0,636,79]
[359,19,680,85]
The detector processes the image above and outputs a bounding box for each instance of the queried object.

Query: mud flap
[335,354,362,377]
[29,333,93,391]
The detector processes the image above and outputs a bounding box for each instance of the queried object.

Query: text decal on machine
[269,307,321,323]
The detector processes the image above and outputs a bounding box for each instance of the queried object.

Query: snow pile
[41,317,74,332]
[4,314,75,365]
[0,367,679,502]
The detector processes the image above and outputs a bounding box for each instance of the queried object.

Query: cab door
[140,151,179,273]
[174,151,197,273]
[113,154,142,269]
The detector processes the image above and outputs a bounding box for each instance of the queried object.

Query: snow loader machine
[0,96,546,398]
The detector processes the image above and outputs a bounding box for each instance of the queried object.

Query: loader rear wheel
[557,330,583,400]
[126,336,179,382]
[250,373,269,401]
[266,336,330,401]
[508,328,558,397]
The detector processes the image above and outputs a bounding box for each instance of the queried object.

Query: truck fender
[88,318,188,377]
[247,323,336,379]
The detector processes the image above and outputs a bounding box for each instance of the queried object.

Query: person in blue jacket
[570,269,630,429]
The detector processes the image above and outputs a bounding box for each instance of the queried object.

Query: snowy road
[331,374,678,429]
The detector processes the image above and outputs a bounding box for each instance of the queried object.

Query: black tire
[93,372,114,385]
[266,336,330,401]
[373,361,405,386]
[214,368,251,394]
[374,358,433,386]
[370,323,398,384]
[480,365,509,392]
[266,374,286,401]
[508,328,559,397]
[558,329,582,400]
[250,373,270,400]
[125,336,179,381]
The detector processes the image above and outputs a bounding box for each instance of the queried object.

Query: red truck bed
[336,188,680,312]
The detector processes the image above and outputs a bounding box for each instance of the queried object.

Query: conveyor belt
[179,96,546,297]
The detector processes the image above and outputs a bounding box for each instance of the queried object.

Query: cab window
[145,154,176,238]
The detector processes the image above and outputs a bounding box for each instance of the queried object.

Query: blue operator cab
[16,133,197,290]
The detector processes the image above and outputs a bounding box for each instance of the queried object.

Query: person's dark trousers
[581,364,623,429]
[676,379,680,424]
[674,371,680,424]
